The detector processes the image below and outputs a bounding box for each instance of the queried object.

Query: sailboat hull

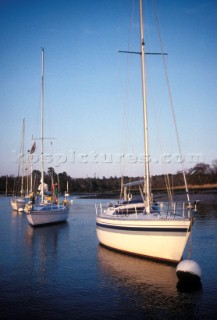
[26,205,69,226]
[96,216,193,263]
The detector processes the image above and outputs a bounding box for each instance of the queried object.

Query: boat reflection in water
[98,244,177,292]
[97,245,202,318]
[25,222,69,283]
[25,221,69,250]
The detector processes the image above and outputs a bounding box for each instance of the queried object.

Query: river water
[0,195,217,319]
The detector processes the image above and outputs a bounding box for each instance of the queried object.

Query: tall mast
[30,135,33,192]
[139,0,151,213]
[21,118,25,196]
[6,175,8,196]
[41,48,45,202]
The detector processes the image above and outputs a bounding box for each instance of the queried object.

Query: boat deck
[95,201,194,221]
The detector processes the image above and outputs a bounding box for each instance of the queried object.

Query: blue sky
[0,0,217,178]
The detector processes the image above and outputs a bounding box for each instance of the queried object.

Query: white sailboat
[11,118,26,212]
[95,0,195,263]
[26,48,69,226]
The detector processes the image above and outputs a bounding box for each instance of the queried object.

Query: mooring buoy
[176,259,202,283]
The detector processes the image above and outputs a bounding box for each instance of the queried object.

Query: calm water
[0,195,217,320]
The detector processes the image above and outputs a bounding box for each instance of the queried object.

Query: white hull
[26,205,69,226]
[96,214,193,262]
[11,198,26,212]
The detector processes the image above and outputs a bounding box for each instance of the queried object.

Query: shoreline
[79,189,217,205]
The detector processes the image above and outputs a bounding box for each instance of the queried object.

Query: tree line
[1,162,217,195]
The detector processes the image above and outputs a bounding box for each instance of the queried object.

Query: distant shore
[79,188,217,205]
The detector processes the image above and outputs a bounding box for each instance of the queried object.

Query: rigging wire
[152,0,190,203]
[119,0,137,199]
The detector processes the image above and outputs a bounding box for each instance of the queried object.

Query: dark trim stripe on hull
[96,222,189,233]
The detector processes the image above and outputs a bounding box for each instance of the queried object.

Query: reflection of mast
[25,225,58,283]
[25,223,69,281]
